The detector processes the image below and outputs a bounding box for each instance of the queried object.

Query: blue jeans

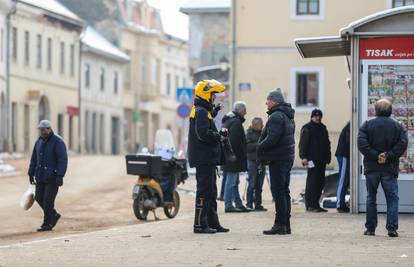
[365,173,399,231]
[269,160,293,226]
[224,172,244,209]
[246,160,265,208]
[336,157,350,208]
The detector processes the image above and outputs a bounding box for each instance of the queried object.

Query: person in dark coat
[28,120,68,232]
[188,79,229,234]
[358,99,408,238]
[222,101,249,213]
[258,88,295,235]
[335,122,350,213]
[246,117,266,211]
[299,109,331,213]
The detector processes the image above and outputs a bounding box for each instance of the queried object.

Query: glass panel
[309,0,319,14]
[393,0,405,7]
[306,73,319,106]
[297,0,308,14]
[296,73,319,106]
[405,0,414,5]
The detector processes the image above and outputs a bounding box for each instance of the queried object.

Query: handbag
[220,137,237,164]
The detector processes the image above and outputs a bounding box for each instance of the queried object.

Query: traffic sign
[176,88,194,103]
[177,103,192,118]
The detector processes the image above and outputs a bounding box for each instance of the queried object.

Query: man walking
[188,79,229,234]
[28,120,68,232]
[222,101,249,213]
[246,117,267,211]
[358,99,408,237]
[336,122,350,213]
[299,109,331,213]
[258,89,295,235]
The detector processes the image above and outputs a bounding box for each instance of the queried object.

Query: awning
[295,36,350,58]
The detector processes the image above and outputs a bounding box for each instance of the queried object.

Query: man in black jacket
[258,89,295,235]
[358,99,408,238]
[188,79,229,234]
[336,122,350,213]
[28,120,68,232]
[222,101,249,213]
[299,109,331,213]
[246,117,266,211]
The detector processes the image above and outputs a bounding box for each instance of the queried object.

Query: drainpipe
[230,0,236,106]
[5,0,17,152]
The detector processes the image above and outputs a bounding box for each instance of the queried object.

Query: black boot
[263,224,287,235]
[207,199,230,233]
[193,197,216,234]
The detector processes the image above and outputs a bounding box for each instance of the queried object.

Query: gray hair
[375,98,392,117]
[233,101,247,114]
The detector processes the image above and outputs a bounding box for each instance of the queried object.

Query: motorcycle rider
[188,79,229,234]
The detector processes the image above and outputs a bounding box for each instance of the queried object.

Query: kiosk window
[296,73,319,107]
[297,0,319,15]
[393,0,414,7]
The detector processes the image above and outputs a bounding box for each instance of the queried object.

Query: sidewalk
[1,199,413,267]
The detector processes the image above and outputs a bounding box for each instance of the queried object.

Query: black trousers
[35,182,59,226]
[305,164,326,209]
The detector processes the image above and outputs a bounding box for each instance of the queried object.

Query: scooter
[125,130,188,221]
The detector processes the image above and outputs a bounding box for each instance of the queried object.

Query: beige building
[10,0,83,152]
[231,0,402,167]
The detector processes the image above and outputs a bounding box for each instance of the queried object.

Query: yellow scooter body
[135,177,164,199]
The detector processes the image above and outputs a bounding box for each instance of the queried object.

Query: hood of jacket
[222,111,246,124]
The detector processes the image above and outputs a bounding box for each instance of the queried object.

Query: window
[47,38,52,71]
[114,71,118,94]
[70,44,75,76]
[12,27,17,62]
[151,58,157,85]
[24,31,29,66]
[60,42,65,74]
[166,73,171,95]
[36,34,42,69]
[291,67,324,111]
[296,0,319,15]
[393,0,414,7]
[100,67,105,91]
[85,63,90,88]
[0,29,3,62]
[175,75,180,90]
[140,57,146,81]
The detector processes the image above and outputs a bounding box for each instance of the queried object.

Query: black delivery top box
[125,154,162,177]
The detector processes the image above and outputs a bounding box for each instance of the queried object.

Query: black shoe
[337,206,350,213]
[213,226,230,233]
[263,224,287,235]
[37,225,53,232]
[225,207,243,213]
[388,230,399,238]
[255,206,268,212]
[318,207,328,213]
[217,197,224,201]
[287,226,291,235]
[364,229,375,236]
[51,213,61,228]
[306,207,321,213]
[236,206,251,213]
[193,227,217,234]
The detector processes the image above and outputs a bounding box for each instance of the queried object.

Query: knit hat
[267,88,285,103]
[311,109,323,118]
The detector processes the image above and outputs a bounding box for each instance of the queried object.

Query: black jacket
[358,116,408,177]
[335,122,350,158]
[246,127,262,161]
[222,112,247,172]
[299,121,331,165]
[257,103,295,163]
[188,97,222,168]
[28,132,68,185]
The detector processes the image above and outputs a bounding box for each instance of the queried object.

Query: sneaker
[263,224,287,235]
[255,206,268,212]
[225,207,243,213]
[364,229,375,236]
[388,230,398,238]
[337,206,350,213]
[213,226,230,233]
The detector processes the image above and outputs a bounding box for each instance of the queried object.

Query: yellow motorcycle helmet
[195,79,226,102]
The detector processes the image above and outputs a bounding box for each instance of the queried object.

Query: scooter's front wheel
[164,191,180,219]
[133,190,150,220]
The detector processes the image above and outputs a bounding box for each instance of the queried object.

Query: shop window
[393,0,414,7]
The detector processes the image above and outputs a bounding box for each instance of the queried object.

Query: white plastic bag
[20,184,35,211]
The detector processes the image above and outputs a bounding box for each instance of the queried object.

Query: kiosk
[295,7,414,213]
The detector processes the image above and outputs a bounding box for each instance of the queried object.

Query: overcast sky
[147,0,189,40]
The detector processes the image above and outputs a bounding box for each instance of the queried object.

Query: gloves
[29,176,35,185]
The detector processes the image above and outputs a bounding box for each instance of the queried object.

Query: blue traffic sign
[177,103,192,118]
[176,88,194,103]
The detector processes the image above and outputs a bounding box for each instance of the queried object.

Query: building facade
[232,0,400,167]
[80,27,129,155]
[10,0,83,152]
[0,0,12,152]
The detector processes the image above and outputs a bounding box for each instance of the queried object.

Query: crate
[125,154,162,177]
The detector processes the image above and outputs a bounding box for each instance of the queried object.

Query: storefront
[295,6,414,213]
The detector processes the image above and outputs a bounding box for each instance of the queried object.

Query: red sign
[67,106,79,116]
[360,37,414,59]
